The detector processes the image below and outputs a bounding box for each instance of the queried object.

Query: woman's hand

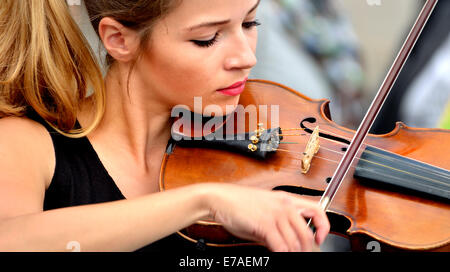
[203,183,330,252]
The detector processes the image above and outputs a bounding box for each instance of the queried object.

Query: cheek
[139,45,227,113]
[143,47,215,95]
[138,38,243,116]
[167,62,212,92]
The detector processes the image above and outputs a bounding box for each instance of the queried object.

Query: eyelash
[191,20,261,48]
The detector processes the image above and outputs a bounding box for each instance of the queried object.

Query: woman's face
[134,0,260,116]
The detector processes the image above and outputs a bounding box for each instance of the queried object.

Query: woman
[0,0,329,252]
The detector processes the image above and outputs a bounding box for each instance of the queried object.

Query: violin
[161,79,450,252]
[159,0,449,251]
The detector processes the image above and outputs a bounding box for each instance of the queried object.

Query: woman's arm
[0,117,209,251]
[0,184,211,252]
[0,117,329,252]
[0,183,329,252]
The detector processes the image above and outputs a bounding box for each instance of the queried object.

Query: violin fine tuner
[255,123,265,137]
[248,143,258,152]
[301,126,320,174]
[247,123,283,154]
[248,123,266,152]
[245,125,283,155]
[250,135,259,144]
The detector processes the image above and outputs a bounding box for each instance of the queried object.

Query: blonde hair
[0,0,180,137]
[0,0,105,137]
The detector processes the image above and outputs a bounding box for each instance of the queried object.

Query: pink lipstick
[217,78,248,96]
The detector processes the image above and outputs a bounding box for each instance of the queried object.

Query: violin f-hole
[299,117,317,135]
[300,118,351,145]
[273,185,324,197]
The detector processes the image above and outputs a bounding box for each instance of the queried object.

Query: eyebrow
[185,0,261,32]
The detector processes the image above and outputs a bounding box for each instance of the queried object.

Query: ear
[98,17,140,63]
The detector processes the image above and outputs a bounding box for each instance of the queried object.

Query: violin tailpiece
[172,127,283,160]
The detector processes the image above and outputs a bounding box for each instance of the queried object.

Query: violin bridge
[301,126,320,174]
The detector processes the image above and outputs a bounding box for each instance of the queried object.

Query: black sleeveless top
[28,111,267,253]
[27,111,199,252]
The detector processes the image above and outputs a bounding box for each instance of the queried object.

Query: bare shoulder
[0,116,55,192]
[0,116,56,219]
[0,115,51,138]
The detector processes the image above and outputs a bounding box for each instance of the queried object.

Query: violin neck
[354,146,450,201]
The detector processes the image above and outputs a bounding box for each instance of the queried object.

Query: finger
[289,197,330,244]
[285,197,330,246]
[300,208,330,246]
[277,215,302,252]
[289,210,314,252]
[264,224,289,252]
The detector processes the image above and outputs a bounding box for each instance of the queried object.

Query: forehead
[162,0,259,26]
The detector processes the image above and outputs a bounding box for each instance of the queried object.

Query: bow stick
[316,0,439,214]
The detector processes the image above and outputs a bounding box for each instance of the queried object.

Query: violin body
[160,80,450,252]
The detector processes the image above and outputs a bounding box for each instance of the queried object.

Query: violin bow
[317,0,439,212]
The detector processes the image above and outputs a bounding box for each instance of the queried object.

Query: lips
[217,78,248,96]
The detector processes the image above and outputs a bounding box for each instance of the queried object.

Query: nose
[224,31,257,71]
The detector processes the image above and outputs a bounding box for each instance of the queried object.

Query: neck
[79,64,173,170]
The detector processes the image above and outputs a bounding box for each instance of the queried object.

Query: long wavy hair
[0,0,180,137]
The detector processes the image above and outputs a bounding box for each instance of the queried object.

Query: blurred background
[249,0,450,132]
[70,0,450,133]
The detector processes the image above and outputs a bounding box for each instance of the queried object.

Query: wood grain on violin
[160,80,450,252]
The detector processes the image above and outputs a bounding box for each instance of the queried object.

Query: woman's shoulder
[0,114,48,132]
[0,116,55,189]
[0,115,53,145]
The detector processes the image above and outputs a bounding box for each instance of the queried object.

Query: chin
[203,96,240,117]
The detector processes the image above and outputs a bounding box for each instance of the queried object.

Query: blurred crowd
[250,0,365,128]
[371,0,450,132]
[250,0,450,131]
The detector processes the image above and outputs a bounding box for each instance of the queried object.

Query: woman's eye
[242,20,261,29]
[191,33,219,48]
[190,20,260,48]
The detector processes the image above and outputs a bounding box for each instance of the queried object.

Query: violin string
[279,127,450,180]
[282,128,307,131]
[275,148,356,164]
[274,148,358,168]
[275,146,449,188]
[171,145,448,192]
[281,127,349,140]
[282,126,449,177]
[362,148,450,180]
[277,127,450,183]
[274,148,305,155]
[278,127,354,146]
[359,156,450,187]
[335,142,450,186]
[173,127,448,189]
[275,148,449,188]
[278,134,308,137]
